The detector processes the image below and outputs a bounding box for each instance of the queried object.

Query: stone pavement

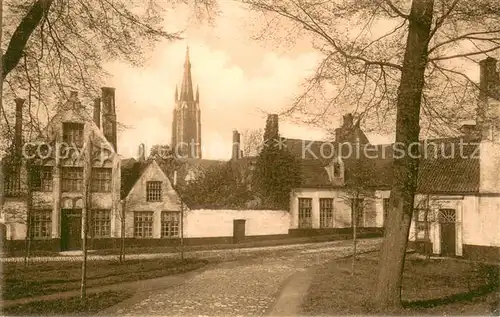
[101,238,381,316]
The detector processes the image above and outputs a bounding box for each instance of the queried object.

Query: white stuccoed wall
[463,196,500,247]
[183,209,290,238]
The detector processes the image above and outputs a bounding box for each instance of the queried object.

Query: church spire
[179,46,194,101]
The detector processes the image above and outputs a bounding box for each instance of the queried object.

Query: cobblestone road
[106,238,381,316]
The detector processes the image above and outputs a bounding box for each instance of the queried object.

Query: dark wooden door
[61,209,82,251]
[233,219,246,244]
[439,209,456,256]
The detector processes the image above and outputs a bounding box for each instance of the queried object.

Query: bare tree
[80,132,94,302]
[118,199,126,262]
[241,128,264,157]
[1,0,218,138]
[0,0,218,215]
[338,161,375,276]
[173,170,186,261]
[242,0,500,309]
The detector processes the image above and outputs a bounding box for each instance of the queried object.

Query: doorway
[233,219,246,244]
[439,209,456,256]
[61,209,82,251]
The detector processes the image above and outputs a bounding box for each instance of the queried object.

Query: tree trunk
[2,0,54,78]
[120,200,126,262]
[0,0,5,217]
[24,162,33,267]
[373,0,434,310]
[81,136,92,302]
[81,210,88,302]
[180,201,184,262]
[352,205,357,276]
[424,195,431,260]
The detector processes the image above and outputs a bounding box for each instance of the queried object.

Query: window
[62,122,84,147]
[4,165,21,197]
[30,210,52,239]
[91,210,111,237]
[62,167,83,192]
[319,198,334,228]
[161,211,180,238]
[91,168,112,192]
[414,208,431,241]
[30,166,53,192]
[352,198,364,227]
[134,211,153,238]
[298,198,312,228]
[383,198,390,226]
[146,181,162,202]
[333,161,341,177]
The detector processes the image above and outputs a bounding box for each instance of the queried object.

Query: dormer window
[333,162,341,178]
[62,122,84,147]
[325,157,344,183]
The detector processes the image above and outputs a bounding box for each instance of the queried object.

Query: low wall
[288,227,383,238]
[184,209,290,238]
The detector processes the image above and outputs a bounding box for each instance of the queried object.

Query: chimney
[101,87,117,152]
[478,58,500,124]
[93,98,101,129]
[232,130,241,160]
[137,143,146,161]
[478,58,500,139]
[334,127,342,142]
[14,98,24,158]
[343,113,353,128]
[479,57,499,101]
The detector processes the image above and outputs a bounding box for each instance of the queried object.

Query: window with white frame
[161,211,180,238]
[134,211,153,238]
[298,198,312,228]
[146,181,162,202]
[383,198,390,226]
[319,198,333,228]
[30,210,52,239]
[91,209,111,237]
[414,208,431,241]
[91,168,112,192]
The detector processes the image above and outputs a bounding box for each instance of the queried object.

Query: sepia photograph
[0,0,499,316]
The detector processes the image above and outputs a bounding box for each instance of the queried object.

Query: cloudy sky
[106,1,392,160]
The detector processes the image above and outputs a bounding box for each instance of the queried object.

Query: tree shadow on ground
[403,264,499,314]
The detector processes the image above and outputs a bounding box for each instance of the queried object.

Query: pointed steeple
[175,85,178,101]
[179,46,194,101]
[185,46,191,67]
[196,85,199,101]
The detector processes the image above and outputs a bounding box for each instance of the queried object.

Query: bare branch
[2,0,54,77]
[381,0,409,19]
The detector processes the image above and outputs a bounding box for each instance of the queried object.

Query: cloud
[108,37,321,159]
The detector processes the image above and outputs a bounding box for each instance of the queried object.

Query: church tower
[171,47,202,159]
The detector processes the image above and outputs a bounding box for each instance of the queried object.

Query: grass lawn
[2,258,208,300]
[2,290,133,316]
[302,252,500,315]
